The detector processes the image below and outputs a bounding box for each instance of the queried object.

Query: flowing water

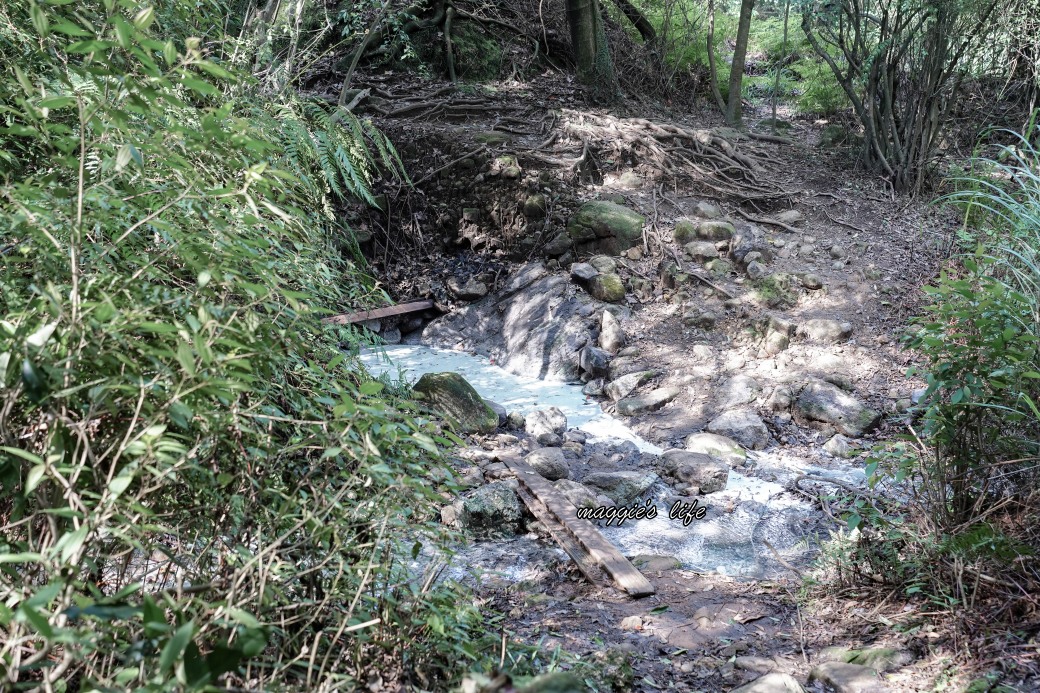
[361,344,862,581]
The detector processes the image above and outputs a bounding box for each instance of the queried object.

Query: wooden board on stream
[498,453,655,598]
[322,299,433,326]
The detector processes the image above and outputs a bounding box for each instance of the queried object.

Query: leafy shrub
[0,1,502,689]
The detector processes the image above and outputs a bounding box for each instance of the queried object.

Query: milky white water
[362,344,859,580]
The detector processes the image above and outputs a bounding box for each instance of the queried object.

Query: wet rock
[526,447,570,481]
[588,273,626,303]
[525,407,568,441]
[381,327,402,344]
[693,201,722,219]
[661,450,729,493]
[795,381,880,437]
[797,318,853,343]
[589,254,618,274]
[808,661,887,693]
[604,370,655,401]
[570,262,599,282]
[583,471,658,504]
[423,263,596,382]
[412,373,499,433]
[707,410,770,450]
[617,386,682,416]
[579,345,611,377]
[567,200,645,254]
[685,240,720,262]
[456,481,524,536]
[523,194,547,219]
[484,399,508,426]
[582,378,605,397]
[684,432,747,466]
[731,673,805,693]
[823,433,856,458]
[720,375,762,409]
[631,554,681,571]
[600,310,625,353]
[506,411,526,429]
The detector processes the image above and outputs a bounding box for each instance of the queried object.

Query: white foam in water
[360,344,661,453]
[364,344,853,579]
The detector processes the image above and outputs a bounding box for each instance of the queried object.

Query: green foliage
[0,0,496,689]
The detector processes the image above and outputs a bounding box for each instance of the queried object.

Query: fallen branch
[824,210,867,233]
[735,208,800,233]
[413,146,488,185]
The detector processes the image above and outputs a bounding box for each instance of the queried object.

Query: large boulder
[422,263,603,382]
[587,273,626,303]
[797,318,853,343]
[525,407,568,445]
[794,380,880,437]
[604,370,655,401]
[567,200,645,254]
[730,223,772,264]
[661,450,729,493]
[456,482,525,536]
[582,471,658,504]
[599,310,625,353]
[526,447,570,481]
[412,373,498,433]
[707,410,770,450]
[808,662,886,693]
[553,479,600,509]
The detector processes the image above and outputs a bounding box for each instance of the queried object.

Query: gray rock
[600,310,625,353]
[693,201,722,219]
[447,276,488,301]
[795,381,880,437]
[661,450,729,493]
[764,385,796,412]
[682,308,717,329]
[588,254,617,274]
[762,330,790,356]
[412,373,499,433]
[775,209,804,225]
[631,554,682,571]
[381,327,402,344]
[797,318,853,343]
[567,200,645,254]
[808,661,887,693]
[456,481,524,536]
[730,224,772,264]
[542,231,572,257]
[819,647,913,673]
[684,432,746,466]
[570,262,599,282]
[801,273,824,290]
[582,378,605,397]
[582,471,658,504]
[526,447,570,481]
[696,220,735,241]
[617,386,682,416]
[579,345,611,377]
[684,240,719,261]
[719,375,762,409]
[747,261,768,279]
[707,410,770,450]
[607,357,646,381]
[829,244,846,259]
[731,673,806,693]
[604,370,655,401]
[823,434,854,457]
[525,407,568,439]
[553,479,599,509]
[423,264,596,382]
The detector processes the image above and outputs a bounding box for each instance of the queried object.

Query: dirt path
[343,74,970,691]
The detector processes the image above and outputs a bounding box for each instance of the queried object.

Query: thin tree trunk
[771,0,789,128]
[726,0,755,125]
[609,0,656,45]
[706,0,726,114]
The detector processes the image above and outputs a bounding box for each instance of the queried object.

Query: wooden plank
[322,300,434,326]
[499,454,655,598]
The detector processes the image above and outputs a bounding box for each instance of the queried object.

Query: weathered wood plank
[500,453,655,598]
[322,300,434,326]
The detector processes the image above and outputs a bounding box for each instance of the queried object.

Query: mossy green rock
[567,201,645,254]
[458,481,524,536]
[673,219,698,244]
[588,273,626,303]
[413,372,498,433]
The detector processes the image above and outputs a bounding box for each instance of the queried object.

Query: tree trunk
[706,0,726,113]
[566,0,620,101]
[726,0,755,125]
[610,0,656,45]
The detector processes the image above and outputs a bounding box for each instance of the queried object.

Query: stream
[361,344,863,581]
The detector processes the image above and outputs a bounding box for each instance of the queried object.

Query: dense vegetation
[2,0,1040,689]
